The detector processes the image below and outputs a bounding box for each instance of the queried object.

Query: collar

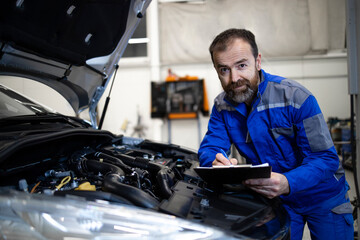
[257,69,268,96]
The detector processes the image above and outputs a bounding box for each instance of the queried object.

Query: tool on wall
[131,105,147,138]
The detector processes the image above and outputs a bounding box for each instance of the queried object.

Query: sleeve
[282,95,340,196]
[198,105,232,167]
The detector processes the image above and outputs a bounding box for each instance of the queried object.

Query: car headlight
[0,190,238,240]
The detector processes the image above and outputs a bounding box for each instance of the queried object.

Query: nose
[230,69,241,83]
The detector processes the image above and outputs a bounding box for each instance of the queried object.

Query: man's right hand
[212,153,238,166]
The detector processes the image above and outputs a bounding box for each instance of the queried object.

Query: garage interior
[0,0,359,239]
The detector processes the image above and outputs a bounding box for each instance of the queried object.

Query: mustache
[225,79,250,91]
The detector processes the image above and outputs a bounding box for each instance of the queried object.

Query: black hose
[103,173,159,209]
[114,152,157,171]
[83,159,125,177]
[94,152,133,173]
[93,151,174,197]
[113,152,175,198]
[157,168,175,199]
[81,159,159,208]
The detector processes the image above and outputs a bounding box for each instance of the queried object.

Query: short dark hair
[209,28,258,63]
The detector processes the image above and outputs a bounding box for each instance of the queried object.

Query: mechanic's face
[213,38,261,105]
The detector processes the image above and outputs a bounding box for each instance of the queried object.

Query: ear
[255,53,262,71]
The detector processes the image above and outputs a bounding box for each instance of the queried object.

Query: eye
[219,67,229,75]
[237,63,246,69]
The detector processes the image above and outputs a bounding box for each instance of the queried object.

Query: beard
[224,78,257,104]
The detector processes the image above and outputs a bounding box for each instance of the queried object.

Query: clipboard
[194,163,271,184]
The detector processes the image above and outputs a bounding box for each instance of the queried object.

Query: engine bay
[0,129,290,239]
[0,130,198,206]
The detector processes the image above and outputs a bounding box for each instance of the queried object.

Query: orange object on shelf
[168,112,197,119]
[202,80,209,115]
[165,68,178,82]
[179,75,199,81]
[166,68,198,82]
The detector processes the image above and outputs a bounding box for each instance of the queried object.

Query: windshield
[0,86,49,119]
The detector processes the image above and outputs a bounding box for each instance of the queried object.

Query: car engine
[0,129,290,239]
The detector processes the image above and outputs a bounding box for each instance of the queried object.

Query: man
[198,28,354,240]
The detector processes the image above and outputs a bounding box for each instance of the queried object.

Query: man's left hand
[243,172,290,199]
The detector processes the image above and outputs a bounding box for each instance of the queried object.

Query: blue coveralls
[198,69,354,239]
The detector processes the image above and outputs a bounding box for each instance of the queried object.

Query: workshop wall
[159,0,345,64]
[98,64,152,137]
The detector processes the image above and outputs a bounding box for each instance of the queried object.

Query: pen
[219,149,233,165]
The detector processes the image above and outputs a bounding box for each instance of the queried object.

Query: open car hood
[0,0,151,127]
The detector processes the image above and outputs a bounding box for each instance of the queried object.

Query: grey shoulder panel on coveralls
[214,92,236,112]
[257,79,311,112]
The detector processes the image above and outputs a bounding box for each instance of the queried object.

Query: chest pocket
[225,112,248,143]
[225,113,260,163]
[270,125,301,170]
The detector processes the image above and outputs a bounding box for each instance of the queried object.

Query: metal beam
[346,0,360,236]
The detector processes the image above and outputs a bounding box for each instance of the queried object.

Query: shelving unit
[151,79,209,144]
